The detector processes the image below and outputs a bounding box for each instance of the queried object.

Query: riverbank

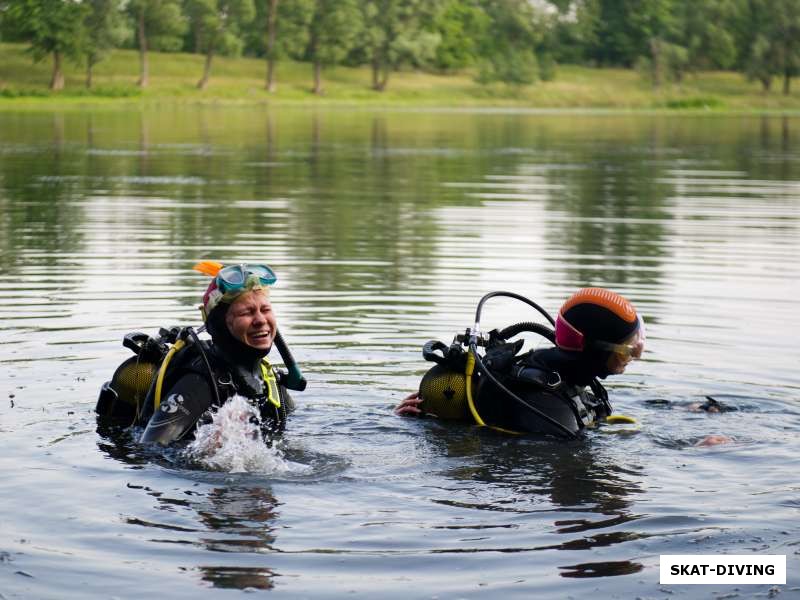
[2,42,800,112]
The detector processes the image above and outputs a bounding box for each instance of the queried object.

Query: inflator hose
[464,350,484,426]
[154,339,185,411]
[465,349,522,435]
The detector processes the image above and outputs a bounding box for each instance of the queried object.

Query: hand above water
[695,434,733,447]
[395,392,424,417]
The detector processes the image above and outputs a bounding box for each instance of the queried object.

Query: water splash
[185,396,305,475]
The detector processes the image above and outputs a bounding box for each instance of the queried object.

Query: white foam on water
[185,396,308,475]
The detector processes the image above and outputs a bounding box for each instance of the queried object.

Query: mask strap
[555,312,585,351]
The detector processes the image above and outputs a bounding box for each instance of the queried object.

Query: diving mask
[593,318,645,359]
[194,261,277,318]
[216,264,277,293]
[556,312,645,359]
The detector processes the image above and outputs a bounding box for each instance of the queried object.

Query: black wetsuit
[473,346,612,437]
[139,305,293,445]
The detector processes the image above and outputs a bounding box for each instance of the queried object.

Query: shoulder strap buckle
[510,364,563,390]
[545,371,562,389]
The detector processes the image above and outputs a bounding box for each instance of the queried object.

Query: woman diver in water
[395,288,645,438]
[96,262,305,445]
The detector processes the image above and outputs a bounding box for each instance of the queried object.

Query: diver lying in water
[96,262,306,445]
[395,288,645,439]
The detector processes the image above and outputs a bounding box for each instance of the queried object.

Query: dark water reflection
[0,108,799,598]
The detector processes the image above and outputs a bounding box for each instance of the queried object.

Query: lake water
[0,108,798,599]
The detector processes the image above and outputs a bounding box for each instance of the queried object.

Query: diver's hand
[695,434,733,447]
[395,392,424,417]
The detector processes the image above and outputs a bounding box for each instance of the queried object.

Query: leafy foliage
[431,0,488,71]
[84,0,129,86]
[2,0,800,96]
[3,0,88,88]
[361,0,443,91]
[186,0,255,58]
[4,0,87,62]
[476,0,543,85]
[127,0,186,52]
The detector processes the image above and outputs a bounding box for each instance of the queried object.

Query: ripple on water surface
[0,111,798,598]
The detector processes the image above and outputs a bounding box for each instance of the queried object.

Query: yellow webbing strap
[154,339,185,411]
[260,358,281,408]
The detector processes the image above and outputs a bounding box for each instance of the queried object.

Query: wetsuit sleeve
[139,373,214,445]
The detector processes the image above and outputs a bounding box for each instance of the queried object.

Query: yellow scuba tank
[95,329,178,425]
[417,341,471,420]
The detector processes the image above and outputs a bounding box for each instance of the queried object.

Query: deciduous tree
[186,0,255,89]
[737,0,800,94]
[361,0,442,92]
[83,0,128,88]
[477,0,542,85]
[127,0,186,87]
[431,0,488,72]
[679,0,738,71]
[304,0,361,94]
[264,0,278,91]
[5,0,88,90]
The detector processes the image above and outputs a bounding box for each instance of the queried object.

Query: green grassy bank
[2,42,799,112]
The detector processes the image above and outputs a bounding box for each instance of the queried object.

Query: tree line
[1,0,799,94]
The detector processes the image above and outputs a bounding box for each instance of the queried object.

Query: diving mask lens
[245,264,277,282]
[596,315,645,360]
[217,264,277,293]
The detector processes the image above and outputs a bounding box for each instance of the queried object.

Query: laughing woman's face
[225,289,277,350]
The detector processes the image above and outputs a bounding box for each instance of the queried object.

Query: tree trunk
[312,61,323,95]
[86,54,94,89]
[265,0,278,92]
[197,50,213,89]
[377,65,390,92]
[761,75,772,93]
[137,9,149,88]
[50,51,64,90]
[783,71,791,95]
[650,38,663,89]
[266,58,277,93]
[371,57,380,90]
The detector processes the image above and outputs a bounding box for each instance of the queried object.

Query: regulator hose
[469,341,579,440]
[467,291,578,440]
[187,326,221,408]
[474,291,555,330]
[497,321,555,343]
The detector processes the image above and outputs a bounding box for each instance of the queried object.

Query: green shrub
[0,87,50,98]
[663,96,724,109]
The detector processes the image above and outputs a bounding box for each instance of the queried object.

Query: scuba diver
[96,261,307,445]
[395,288,645,439]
